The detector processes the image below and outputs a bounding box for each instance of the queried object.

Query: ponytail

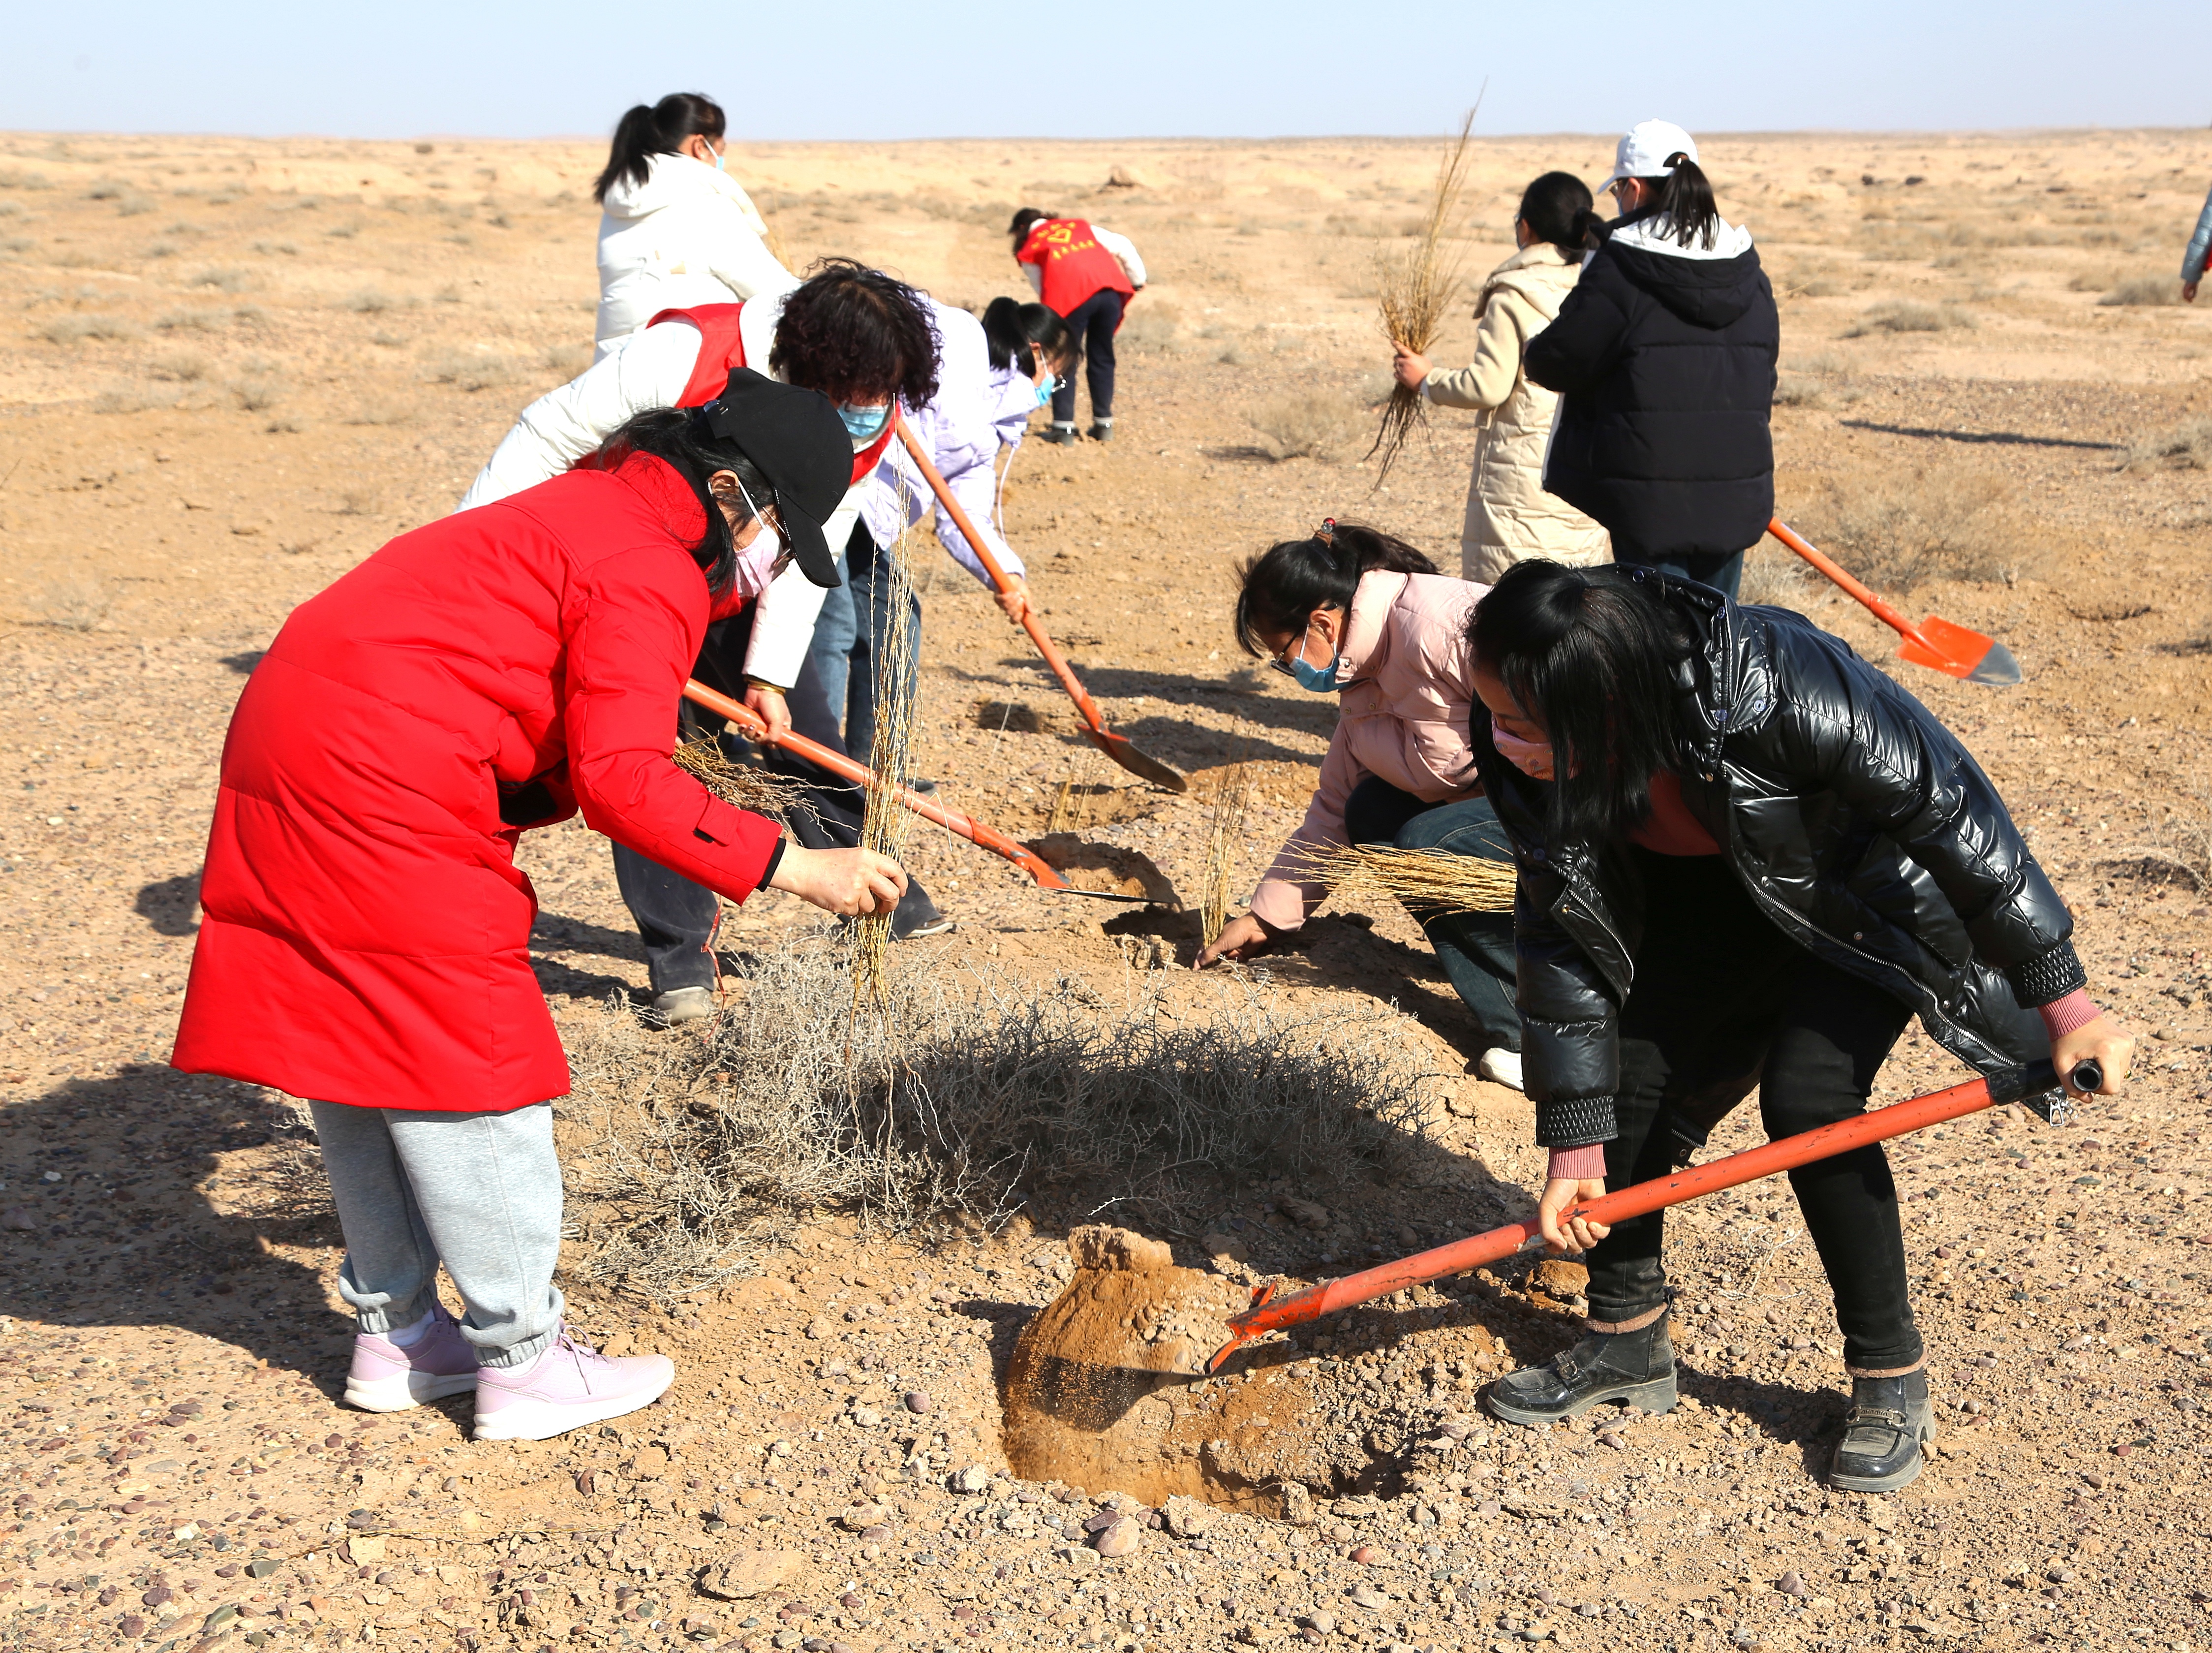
[1516,171,1601,256]
[1232,521,1438,656]
[593,92,728,204]
[1639,154,1721,250]
[982,296,1072,375]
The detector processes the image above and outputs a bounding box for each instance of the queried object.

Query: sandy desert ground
[1,125,2211,1653]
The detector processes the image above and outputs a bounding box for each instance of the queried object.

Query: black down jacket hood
[1475,574,2085,1151]
[1523,214,1779,565]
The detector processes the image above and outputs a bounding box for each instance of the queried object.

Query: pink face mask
[1491,715,1558,781]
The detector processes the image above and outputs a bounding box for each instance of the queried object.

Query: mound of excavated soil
[1001,1225,1560,1521]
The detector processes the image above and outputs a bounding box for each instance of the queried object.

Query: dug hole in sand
[1001,1224,1573,1524]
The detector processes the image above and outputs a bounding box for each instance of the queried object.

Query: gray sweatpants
[308,1100,565,1369]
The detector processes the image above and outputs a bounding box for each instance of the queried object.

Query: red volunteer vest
[646,302,897,485]
[1015,219,1136,323]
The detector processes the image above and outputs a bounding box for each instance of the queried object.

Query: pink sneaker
[344,1304,480,1412]
[471,1326,674,1441]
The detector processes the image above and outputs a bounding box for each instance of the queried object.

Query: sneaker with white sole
[471,1326,675,1441]
[344,1303,480,1412]
[1476,1047,1525,1092]
[651,985,716,1026]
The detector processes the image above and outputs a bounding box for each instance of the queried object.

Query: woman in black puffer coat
[1523,121,1778,598]
[1467,561,2133,1494]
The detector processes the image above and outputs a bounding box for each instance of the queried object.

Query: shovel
[1202,1056,2098,1373]
[894,424,1187,792]
[680,678,1142,903]
[1767,517,2020,686]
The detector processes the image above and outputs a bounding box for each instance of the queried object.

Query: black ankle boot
[1486,1308,1677,1425]
[1829,1369,1933,1492]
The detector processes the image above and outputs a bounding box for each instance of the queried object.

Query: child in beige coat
[1394,172,1612,583]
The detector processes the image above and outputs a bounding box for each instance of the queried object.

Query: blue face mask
[838,402,889,443]
[1033,372,1058,409]
[1288,649,1340,692]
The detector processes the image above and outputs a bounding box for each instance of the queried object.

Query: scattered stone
[1348,1581,1388,1609]
[1091,1516,1141,1558]
[1307,1611,1337,1634]
[1202,1232,1250,1265]
[699,1551,803,1601]
[951,1465,990,1494]
[838,1503,891,1532]
[628,1444,669,1478]
[343,1535,384,1564]
[902,1390,932,1415]
[1161,1495,1215,1538]
[1279,1196,1331,1231]
[1778,1572,1810,1597]
[0,1208,36,1232]
[1529,1258,1589,1298]
[1350,1544,1382,1565]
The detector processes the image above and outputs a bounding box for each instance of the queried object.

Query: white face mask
[725,470,787,599]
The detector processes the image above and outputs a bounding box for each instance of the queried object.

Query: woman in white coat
[592,93,796,356]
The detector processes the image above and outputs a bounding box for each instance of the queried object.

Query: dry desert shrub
[0,168,53,190]
[2122,418,2212,473]
[26,577,108,631]
[38,313,140,344]
[2097,276,2178,308]
[229,376,286,412]
[2107,791,2212,892]
[541,341,593,380]
[424,349,516,392]
[1800,464,2024,592]
[188,266,252,293]
[343,289,396,313]
[1119,303,1182,354]
[564,939,1435,1297]
[1844,301,1975,337]
[1738,543,1822,607]
[151,350,212,382]
[342,401,414,429]
[92,384,184,415]
[1251,390,1363,462]
[155,308,235,333]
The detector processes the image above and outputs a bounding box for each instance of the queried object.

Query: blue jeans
[1631,550,1744,601]
[1340,777,1521,1055]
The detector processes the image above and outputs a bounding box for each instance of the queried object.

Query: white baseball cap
[1602,120,1699,188]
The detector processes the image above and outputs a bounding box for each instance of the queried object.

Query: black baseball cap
[693,368,850,590]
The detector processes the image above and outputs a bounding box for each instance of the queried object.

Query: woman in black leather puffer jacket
[1467,561,2132,1494]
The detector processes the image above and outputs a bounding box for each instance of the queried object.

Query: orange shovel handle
[1766,516,1940,655]
[1204,1058,2083,1372]
[894,423,1115,744]
[679,677,1074,894]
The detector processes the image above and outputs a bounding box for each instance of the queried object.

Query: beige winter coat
[1423,242,1611,582]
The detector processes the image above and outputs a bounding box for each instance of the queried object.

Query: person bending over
[1195,521,1523,1089]
[1469,560,2131,1491]
[174,373,904,1440]
[1009,207,1144,444]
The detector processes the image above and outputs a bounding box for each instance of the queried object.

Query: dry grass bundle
[1199,763,1257,946]
[854,503,924,1004]
[563,941,1435,1298]
[1368,103,1479,484]
[1291,841,1518,915]
[672,734,811,823]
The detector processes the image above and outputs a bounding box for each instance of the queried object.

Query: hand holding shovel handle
[1204,1058,2099,1374]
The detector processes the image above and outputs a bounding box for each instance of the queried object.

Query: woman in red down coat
[173,372,904,1443]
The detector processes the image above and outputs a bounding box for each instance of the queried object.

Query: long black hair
[1233,522,1437,657]
[770,258,941,408]
[1631,153,1721,250]
[1518,171,1604,256]
[981,296,1072,376]
[593,94,725,203]
[1469,561,1695,842]
[590,407,775,599]
[1008,207,1052,252]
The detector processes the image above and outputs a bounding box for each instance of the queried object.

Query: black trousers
[1049,288,1124,425]
[1585,850,1921,1372]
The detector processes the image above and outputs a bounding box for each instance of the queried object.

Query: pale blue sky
[4,1,2207,141]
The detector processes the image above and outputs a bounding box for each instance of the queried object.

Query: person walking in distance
[2182,176,2212,302]
[1010,207,1145,444]
[173,374,904,1439]
[591,93,794,355]
[1392,171,1612,583]
[1522,121,1778,599]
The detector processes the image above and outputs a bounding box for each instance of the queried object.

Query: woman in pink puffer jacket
[1194,521,1524,1090]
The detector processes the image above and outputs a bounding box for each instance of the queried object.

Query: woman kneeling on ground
[1469,561,2132,1491]
[1195,522,1523,1090]
[172,373,905,1441]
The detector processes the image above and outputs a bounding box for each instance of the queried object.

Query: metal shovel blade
[1086,728,1189,792]
[1899,617,2021,686]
